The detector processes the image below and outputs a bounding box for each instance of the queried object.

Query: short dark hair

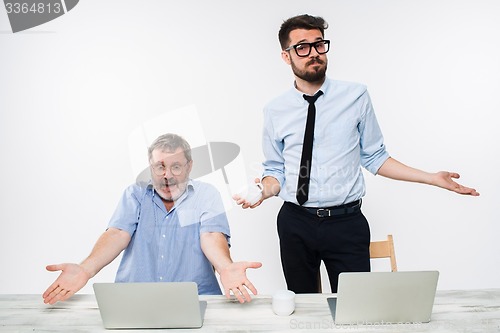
[278,14,329,50]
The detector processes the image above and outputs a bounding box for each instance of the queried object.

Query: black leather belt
[299,199,362,218]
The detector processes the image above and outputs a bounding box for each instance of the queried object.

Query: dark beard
[291,57,327,83]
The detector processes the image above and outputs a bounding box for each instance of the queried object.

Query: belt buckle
[316,208,330,218]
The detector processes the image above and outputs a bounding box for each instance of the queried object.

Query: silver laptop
[93,282,207,329]
[327,271,439,325]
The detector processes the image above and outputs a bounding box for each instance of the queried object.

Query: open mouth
[164,182,176,189]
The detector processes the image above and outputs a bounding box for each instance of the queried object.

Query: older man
[44,133,261,304]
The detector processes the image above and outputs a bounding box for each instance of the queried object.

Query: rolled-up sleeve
[358,91,390,175]
[262,108,286,188]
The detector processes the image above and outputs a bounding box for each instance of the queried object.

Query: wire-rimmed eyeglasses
[285,40,330,57]
[150,161,189,177]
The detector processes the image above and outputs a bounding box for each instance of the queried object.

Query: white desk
[1,289,499,332]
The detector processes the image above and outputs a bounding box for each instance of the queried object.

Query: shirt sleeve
[107,184,142,236]
[358,90,390,175]
[198,184,231,242]
[261,107,286,188]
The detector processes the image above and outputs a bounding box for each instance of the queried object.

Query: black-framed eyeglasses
[150,161,189,176]
[285,40,330,57]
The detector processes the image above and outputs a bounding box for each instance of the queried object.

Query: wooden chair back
[369,234,398,272]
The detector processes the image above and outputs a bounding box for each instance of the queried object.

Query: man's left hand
[219,261,262,303]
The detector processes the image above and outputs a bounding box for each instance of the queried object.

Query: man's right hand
[42,263,91,305]
[232,177,281,209]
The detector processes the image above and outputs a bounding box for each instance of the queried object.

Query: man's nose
[163,168,174,178]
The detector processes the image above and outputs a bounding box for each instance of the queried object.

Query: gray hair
[148,133,192,162]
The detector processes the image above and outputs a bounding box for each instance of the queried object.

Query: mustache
[306,57,324,66]
[161,178,178,187]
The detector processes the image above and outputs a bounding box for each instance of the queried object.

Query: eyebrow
[294,37,324,45]
[152,161,185,166]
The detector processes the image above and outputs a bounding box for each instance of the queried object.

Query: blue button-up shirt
[108,179,230,295]
[262,79,390,207]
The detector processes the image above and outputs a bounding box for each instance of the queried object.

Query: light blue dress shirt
[108,179,230,295]
[262,78,390,207]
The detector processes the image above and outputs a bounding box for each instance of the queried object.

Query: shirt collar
[292,78,330,101]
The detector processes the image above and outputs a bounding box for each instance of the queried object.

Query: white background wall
[1,0,498,295]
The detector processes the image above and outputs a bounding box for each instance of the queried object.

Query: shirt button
[162,234,166,238]
[159,276,163,280]
[161,255,164,259]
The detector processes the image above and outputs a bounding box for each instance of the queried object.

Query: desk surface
[1,289,499,332]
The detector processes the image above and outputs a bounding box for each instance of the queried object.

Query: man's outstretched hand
[432,171,480,196]
[219,261,262,303]
[42,263,91,305]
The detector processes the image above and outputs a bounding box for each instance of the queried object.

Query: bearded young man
[235,14,478,293]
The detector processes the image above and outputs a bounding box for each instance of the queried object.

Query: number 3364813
[5,2,62,14]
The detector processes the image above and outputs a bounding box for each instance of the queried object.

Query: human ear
[186,160,193,174]
[281,50,291,65]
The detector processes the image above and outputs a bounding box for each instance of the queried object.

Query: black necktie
[296,90,323,205]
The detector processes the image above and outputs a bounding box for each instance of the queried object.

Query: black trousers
[277,201,371,293]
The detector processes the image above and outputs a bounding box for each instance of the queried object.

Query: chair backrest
[369,234,398,272]
[318,234,398,292]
